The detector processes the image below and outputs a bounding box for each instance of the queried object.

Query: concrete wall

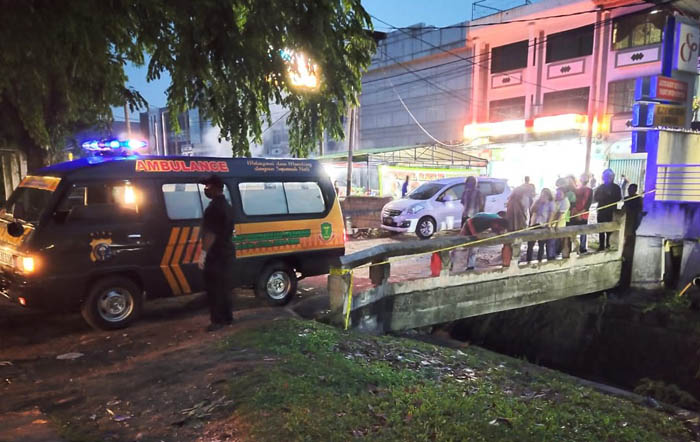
[331,217,628,333]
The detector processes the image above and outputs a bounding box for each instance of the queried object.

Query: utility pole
[346,107,355,198]
[318,132,324,157]
[584,8,603,175]
[124,103,131,138]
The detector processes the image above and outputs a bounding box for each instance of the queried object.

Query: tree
[0,0,375,168]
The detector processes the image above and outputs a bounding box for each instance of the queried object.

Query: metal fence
[609,157,646,192]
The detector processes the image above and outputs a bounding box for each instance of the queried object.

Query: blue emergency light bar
[81,139,148,152]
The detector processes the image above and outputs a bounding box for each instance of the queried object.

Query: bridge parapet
[329,211,630,334]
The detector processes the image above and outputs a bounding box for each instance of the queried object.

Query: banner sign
[635,75,688,103]
[633,103,686,128]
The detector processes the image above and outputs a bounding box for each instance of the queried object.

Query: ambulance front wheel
[81,276,143,330]
[256,262,297,305]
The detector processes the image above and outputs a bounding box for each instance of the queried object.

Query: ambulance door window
[238,181,325,216]
[238,182,288,216]
[162,183,232,220]
[284,182,325,214]
[162,183,204,220]
[57,182,139,223]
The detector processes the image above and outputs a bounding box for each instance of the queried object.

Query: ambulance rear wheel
[256,262,297,306]
[81,276,143,330]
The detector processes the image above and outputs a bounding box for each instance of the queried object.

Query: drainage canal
[447,291,700,410]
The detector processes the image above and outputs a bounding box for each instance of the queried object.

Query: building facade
[357,23,471,150]
[461,0,693,189]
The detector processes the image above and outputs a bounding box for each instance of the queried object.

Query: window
[238,182,325,216]
[612,9,668,50]
[489,96,526,121]
[607,79,636,114]
[439,184,465,202]
[475,181,504,196]
[162,183,231,220]
[57,182,139,223]
[542,87,589,115]
[491,40,529,74]
[4,188,53,224]
[546,25,594,63]
[407,183,444,200]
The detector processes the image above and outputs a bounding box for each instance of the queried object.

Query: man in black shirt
[199,175,236,331]
[593,168,622,251]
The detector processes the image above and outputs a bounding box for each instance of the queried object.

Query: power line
[389,79,466,147]
[370,8,657,110]
[262,110,290,134]
[363,9,623,88]
[371,1,654,31]
[378,53,519,121]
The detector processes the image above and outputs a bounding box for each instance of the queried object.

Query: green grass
[223,319,691,441]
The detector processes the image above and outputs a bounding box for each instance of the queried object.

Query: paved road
[0,232,503,347]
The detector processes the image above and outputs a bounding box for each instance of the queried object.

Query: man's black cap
[200,174,224,188]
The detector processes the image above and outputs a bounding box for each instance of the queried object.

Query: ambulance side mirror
[7,221,25,237]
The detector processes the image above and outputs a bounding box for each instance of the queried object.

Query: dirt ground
[0,235,421,441]
[0,233,558,441]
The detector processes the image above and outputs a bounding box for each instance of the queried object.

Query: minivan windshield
[3,187,54,224]
[408,183,444,200]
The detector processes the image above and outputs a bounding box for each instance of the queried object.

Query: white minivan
[380,177,511,239]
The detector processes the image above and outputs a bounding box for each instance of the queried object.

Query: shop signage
[632,102,686,128]
[673,21,700,73]
[635,75,688,103]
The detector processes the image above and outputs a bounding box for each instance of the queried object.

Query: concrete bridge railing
[329,211,631,334]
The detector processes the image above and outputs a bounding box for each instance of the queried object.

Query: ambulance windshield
[4,187,53,224]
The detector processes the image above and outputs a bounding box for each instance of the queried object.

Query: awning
[316,144,488,168]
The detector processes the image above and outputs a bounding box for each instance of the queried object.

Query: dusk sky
[119,0,472,114]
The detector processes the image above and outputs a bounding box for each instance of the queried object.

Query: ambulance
[0,155,345,329]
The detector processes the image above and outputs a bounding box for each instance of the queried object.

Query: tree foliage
[0,0,375,165]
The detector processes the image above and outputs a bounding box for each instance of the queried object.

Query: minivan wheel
[81,276,143,330]
[255,262,297,306]
[416,216,436,239]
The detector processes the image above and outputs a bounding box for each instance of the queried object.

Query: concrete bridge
[329,211,631,334]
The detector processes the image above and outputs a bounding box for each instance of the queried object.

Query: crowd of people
[456,169,644,270]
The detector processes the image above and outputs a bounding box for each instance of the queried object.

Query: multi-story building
[462,0,698,189]
[358,23,470,150]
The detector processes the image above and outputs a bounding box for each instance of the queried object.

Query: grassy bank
[224,319,692,441]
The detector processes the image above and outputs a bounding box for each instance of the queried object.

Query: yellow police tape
[678,282,693,298]
[363,189,655,269]
[335,189,655,330]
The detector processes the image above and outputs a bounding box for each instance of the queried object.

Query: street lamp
[281,49,320,90]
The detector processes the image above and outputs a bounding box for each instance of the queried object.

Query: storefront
[318,144,488,198]
[462,114,608,190]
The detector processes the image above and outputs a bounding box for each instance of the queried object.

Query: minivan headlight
[14,255,36,274]
[407,205,425,214]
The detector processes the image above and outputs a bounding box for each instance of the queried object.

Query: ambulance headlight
[22,257,35,273]
[14,255,36,274]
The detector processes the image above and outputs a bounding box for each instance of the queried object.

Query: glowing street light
[281,49,319,90]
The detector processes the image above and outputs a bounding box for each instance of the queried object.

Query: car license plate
[0,250,12,266]
[383,217,393,225]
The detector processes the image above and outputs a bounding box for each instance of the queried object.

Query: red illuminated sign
[655,76,688,103]
[135,160,229,173]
